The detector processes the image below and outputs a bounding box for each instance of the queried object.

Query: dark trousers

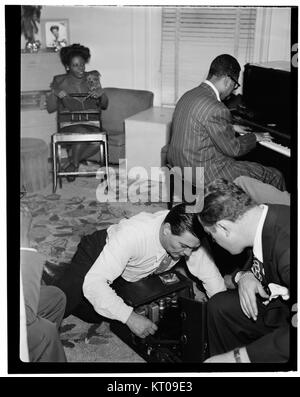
[207,290,290,362]
[53,229,108,323]
[27,285,67,362]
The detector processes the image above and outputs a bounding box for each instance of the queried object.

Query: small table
[125,107,174,181]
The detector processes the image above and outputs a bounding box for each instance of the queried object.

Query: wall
[21,5,162,101]
[268,8,291,62]
[21,5,292,102]
[21,5,162,148]
[21,5,291,147]
[253,7,291,64]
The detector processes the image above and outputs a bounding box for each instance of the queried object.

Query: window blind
[161,7,257,105]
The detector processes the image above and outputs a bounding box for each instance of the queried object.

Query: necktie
[154,253,173,274]
[250,254,270,294]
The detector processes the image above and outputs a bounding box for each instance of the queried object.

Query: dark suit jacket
[167,82,256,185]
[21,250,44,325]
[246,205,290,362]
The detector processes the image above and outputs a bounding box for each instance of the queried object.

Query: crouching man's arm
[186,239,227,298]
[126,311,158,338]
[83,227,158,338]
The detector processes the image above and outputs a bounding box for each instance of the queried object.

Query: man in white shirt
[51,203,226,338]
[198,179,290,363]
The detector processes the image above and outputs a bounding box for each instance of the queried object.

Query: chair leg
[99,141,105,185]
[52,141,57,193]
[104,138,110,190]
[57,144,62,189]
[99,141,104,167]
[167,172,174,210]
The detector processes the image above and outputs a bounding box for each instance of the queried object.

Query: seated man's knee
[47,286,66,311]
[208,291,237,317]
[269,166,284,181]
[27,317,60,360]
[274,168,283,178]
[208,291,228,313]
[41,318,59,341]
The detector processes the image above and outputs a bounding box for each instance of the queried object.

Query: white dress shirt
[203,80,221,102]
[253,204,269,262]
[83,210,226,324]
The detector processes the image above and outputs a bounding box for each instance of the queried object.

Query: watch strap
[233,348,242,363]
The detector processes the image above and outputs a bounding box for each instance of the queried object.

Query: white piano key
[258,141,290,157]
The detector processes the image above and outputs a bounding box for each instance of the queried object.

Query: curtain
[160,6,257,105]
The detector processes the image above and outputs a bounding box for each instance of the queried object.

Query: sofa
[101,87,154,164]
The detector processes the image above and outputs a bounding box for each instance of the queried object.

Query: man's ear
[223,75,232,89]
[163,222,172,236]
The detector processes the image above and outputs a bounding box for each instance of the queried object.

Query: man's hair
[207,54,241,80]
[60,43,91,68]
[163,203,206,240]
[50,25,59,32]
[199,178,257,227]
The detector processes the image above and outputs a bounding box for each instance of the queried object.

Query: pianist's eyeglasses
[228,75,241,91]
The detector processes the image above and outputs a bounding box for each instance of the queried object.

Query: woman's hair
[163,203,206,240]
[60,43,91,68]
[198,178,257,227]
[50,25,59,33]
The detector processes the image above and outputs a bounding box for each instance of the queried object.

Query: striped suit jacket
[167,82,257,185]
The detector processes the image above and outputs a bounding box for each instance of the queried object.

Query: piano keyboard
[233,124,290,158]
[258,141,290,158]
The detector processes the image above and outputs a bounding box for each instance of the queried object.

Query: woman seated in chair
[46,43,109,181]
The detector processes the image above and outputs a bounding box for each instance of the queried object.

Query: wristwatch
[233,348,242,363]
[232,270,253,287]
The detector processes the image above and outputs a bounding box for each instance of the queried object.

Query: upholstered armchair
[101,87,154,164]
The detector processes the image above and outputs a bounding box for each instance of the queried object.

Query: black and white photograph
[4,1,298,381]
[42,19,69,50]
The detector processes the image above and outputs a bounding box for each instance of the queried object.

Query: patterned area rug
[60,316,145,362]
[22,192,166,267]
[21,177,166,362]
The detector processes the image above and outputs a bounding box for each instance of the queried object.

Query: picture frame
[41,19,69,51]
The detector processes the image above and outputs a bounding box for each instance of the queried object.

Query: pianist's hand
[126,311,158,338]
[254,132,273,142]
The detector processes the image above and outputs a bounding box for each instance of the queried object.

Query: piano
[229,62,293,190]
[233,120,290,158]
[258,141,290,158]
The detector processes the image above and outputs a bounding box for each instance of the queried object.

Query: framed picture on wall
[41,19,69,51]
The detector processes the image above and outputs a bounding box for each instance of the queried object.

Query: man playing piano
[167,54,286,191]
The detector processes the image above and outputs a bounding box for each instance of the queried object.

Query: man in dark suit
[167,54,285,191]
[20,205,67,362]
[198,179,290,363]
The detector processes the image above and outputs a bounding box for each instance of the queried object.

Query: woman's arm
[46,76,67,113]
[47,75,86,112]
[99,91,109,110]
[46,86,58,114]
